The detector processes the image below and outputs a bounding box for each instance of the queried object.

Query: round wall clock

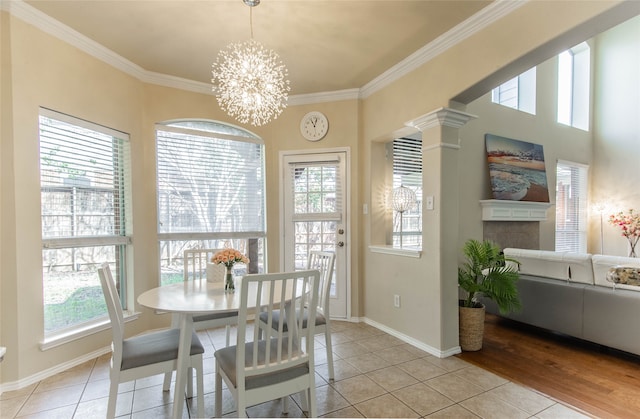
[300,111,329,141]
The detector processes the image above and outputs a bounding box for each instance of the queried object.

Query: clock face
[300,111,328,141]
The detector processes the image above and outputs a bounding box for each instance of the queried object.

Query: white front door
[281,150,349,318]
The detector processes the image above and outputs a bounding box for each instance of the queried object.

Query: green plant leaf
[458,239,521,313]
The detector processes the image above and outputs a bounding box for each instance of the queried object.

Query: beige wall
[2,15,148,383]
[460,53,593,251]
[0,0,633,385]
[0,12,362,385]
[360,1,626,355]
[592,15,640,257]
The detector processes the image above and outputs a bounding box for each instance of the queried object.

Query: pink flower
[211,248,250,268]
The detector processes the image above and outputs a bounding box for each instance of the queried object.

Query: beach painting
[485,134,550,202]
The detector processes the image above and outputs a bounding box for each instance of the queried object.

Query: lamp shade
[392,185,416,213]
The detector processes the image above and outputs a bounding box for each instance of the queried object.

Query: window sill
[369,245,422,258]
[40,311,140,351]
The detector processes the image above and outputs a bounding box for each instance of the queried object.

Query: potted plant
[458,239,521,351]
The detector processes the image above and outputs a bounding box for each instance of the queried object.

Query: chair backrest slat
[237,270,320,383]
[98,263,124,365]
[307,251,336,317]
[184,248,223,282]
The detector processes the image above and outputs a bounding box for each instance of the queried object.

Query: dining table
[137,275,303,419]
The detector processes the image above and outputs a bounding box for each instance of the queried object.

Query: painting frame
[485,134,550,203]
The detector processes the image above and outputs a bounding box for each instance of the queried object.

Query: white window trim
[40,311,139,351]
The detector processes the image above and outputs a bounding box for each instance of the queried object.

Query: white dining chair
[98,263,205,419]
[183,248,238,344]
[163,248,241,392]
[257,250,336,380]
[214,269,321,418]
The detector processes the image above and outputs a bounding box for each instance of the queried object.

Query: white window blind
[392,137,422,249]
[40,109,131,243]
[555,160,589,253]
[156,122,266,238]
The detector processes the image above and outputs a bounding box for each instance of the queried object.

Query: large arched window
[155,120,266,285]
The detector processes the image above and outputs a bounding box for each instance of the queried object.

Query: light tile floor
[1,321,592,418]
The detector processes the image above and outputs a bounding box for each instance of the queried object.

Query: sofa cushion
[504,248,568,280]
[503,248,594,285]
[592,254,640,290]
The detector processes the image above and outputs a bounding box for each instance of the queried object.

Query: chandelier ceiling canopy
[211,0,290,127]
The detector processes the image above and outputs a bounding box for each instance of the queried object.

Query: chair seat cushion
[215,339,309,390]
[194,310,238,323]
[121,328,204,371]
[258,308,325,332]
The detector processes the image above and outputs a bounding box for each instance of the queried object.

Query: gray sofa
[482,248,640,357]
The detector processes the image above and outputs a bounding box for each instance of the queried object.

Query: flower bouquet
[608,209,640,257]
[211,249,250,291]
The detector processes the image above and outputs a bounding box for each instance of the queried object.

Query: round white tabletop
[137,277,241,314]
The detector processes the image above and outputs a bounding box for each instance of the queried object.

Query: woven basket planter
[459,303,485,351]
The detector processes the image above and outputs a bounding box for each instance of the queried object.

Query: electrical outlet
[394,294,401,308]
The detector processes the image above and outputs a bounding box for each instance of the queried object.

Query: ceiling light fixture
[211,0,290,126]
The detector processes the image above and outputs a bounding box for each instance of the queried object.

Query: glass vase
[225,267,235,291]
[629,240,637,258]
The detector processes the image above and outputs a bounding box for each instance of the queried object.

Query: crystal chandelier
[211,0,290,126]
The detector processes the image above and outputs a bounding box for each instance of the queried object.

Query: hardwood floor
[457,314,640,418]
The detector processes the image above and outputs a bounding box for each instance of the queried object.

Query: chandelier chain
[249,7,253,40]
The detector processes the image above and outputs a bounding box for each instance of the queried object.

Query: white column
[405,107,476,352]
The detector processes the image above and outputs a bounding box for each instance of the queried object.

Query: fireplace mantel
[480,199,552,221]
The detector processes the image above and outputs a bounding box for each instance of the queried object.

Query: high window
[555,160,588,253]
[557,42,590,131]
[39,108,131,337]
[390,136,422,249]
[156,120,266,285]
[491,67,536,115]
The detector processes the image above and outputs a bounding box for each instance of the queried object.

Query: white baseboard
[0,346,112,394]
[362,317,461,358]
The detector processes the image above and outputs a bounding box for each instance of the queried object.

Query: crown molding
[360,0,528,98]
[4,0,526,106]
[406,107,477,132]
[288,89,361,106]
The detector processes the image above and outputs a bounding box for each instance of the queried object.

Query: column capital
[405,107,477,132]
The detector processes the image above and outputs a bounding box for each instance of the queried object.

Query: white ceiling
[23,0,492,97]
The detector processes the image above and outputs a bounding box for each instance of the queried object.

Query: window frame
[557,42,591,131]
[389,136,423,250]
[491,67,537,115]
[155,120,267,285]
[39,108,132,342]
